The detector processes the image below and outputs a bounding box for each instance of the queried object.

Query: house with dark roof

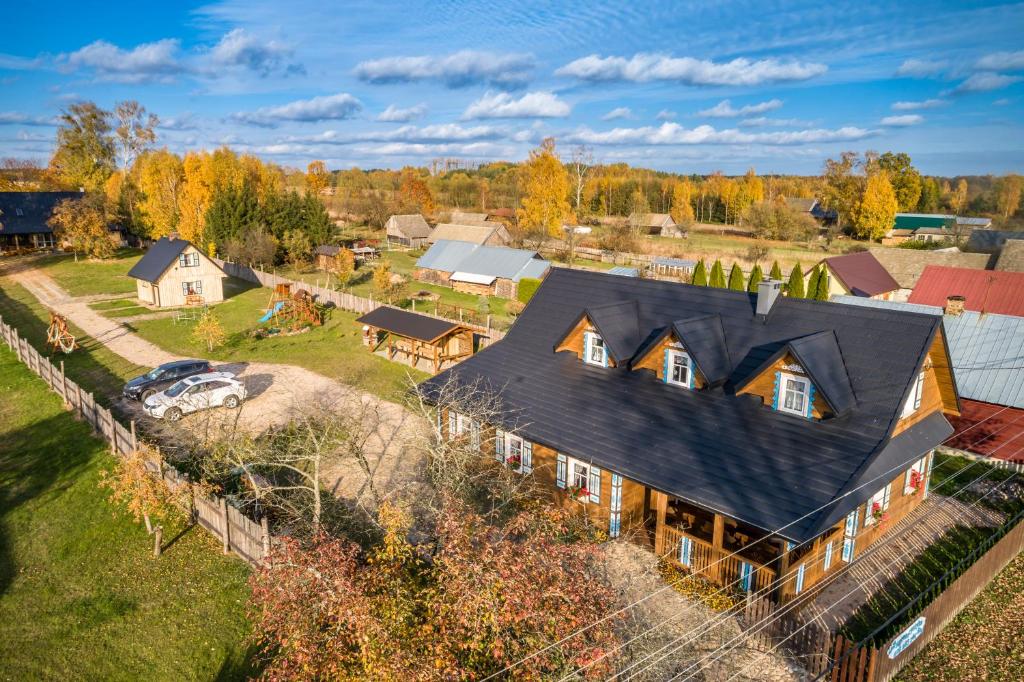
[0,191,122,251]
[415,239,549,298]
[813,251,900,300]
[908,265,1024,317]
[784,197,837,227]
[966,229,1024,255]
[384,214,432,248]
[420,270,959,601]
[127,237,225,307]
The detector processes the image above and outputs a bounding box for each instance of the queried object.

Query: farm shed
[415,239,550,298]
[356,306,474,373]
[385,214,431,248]
[427,222,510,246]
[127,237,225,308]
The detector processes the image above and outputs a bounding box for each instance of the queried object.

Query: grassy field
[0,344,255,681]
[88,298,151,318]
[0,281,147,408]
[33,249,143,297]
[129,283,426,401]
[895,551,1024,681]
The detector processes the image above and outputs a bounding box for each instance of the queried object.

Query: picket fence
[215,258,506,345]
[0,314,271,566]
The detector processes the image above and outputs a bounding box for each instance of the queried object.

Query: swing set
[46,311,78,354]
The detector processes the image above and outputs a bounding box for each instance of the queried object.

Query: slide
[258,301,286,323]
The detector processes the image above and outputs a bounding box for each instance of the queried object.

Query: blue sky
[1,0,1023,175]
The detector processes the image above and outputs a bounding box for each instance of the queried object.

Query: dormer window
[665,349,692,388]
[778,372,809,416]
[901,371,925,418]
[584,331,607,367]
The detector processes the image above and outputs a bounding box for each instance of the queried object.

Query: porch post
[653,491,668,556]
[777,540,792,601]
[711,514,725,583]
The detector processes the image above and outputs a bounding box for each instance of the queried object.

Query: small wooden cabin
[127,237,225,308]
[357,306,473,373]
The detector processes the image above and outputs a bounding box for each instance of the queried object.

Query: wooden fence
[0,314,271,566]
[215,258,506,345]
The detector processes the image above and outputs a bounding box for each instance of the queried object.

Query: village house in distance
[421,269,959,602]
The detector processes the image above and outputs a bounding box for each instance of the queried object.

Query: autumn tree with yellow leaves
[855,171,899,241]
[306,160,330,195]
[517,137,572,240]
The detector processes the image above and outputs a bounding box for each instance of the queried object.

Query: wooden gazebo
[357,306,473,373]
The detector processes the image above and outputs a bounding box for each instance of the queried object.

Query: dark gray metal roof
[788,331,857,417]
[356,306,462,343]
[127,237,193,283]
[585,300,641,363]
[966,230,1024,254]
[420,268,949,542]
[673,314,732,386]
[0,191,83,235]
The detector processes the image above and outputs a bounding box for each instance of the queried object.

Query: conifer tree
[709,260,727,288]
[728,263,745,291]
[747,263,763,293]
[806,265,821,300]
[814,267,830,300]
[690,260,708,286]
[769,261,782,282]
[787,263,805,298]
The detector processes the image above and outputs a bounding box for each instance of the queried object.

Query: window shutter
[556,453,567,488]
[495,429,505,462]
[924,450,934,499]
[447,411,456,440]
[795,563,806,594]
[601,343,608,368]
[883,483,892,510]
[470,420,481,452]
[913,372,924,409]
[522,441,533,474]
[772,371,781,410]
[739,561,752,592]
[588,466,601,503]
[583,333,590,363]
[435,408,441,433]
[805,383,816,419]
[823,541,834,571]
[679,537,692,567]
[662,349,670,383]
[688,356,695,389]
[608,474,623,538]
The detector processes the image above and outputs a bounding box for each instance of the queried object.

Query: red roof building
[947,399,1024,463]
[815,251,901,299]
[908,266,1024,317]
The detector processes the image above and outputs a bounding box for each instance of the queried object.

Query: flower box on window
[908,469,923,494]
[506,453,521,471]
[870,502,889,525]
[566,484,590,502]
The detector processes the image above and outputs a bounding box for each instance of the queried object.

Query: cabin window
[495,430,531,473]
[583,331,607,367]
[556,453,600,503]
[904,456,928,495]
[181,280,203,296]
[823,541,834,571]
[778,373,809,416]
[842,509,859,562]
[794,563,806,594]
[665,349,692,388]
[901,371,926,418]
[179,252,200,267]
[864,484,892,527]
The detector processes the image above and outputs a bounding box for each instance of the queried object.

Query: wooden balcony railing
[659,523,778,595]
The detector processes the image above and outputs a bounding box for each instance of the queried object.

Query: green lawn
[129,282,427,402]
[278,250,519,330]
[0,281,147,409]
[88,298,151,319]
[0,344,255,681]
[33,249,143,297]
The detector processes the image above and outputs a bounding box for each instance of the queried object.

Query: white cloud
[207,28,303,76]
[355,51,534,88]
[738,117,812,128]
[565,122,875,146]
[62,39,184,83]
[891,98,946,111]
[601,106,633,121]
[975,50,1024,72]
[461,91,570,119]
[285,123,504,145]
[697,98,783,117]
[993,98,1012,106]
[895,58,947,78]
[555,53,826,85]
[232,93,362,127]
[376,103,428,122]
[0,112,56,126]
[881,114,924,126]
[157,113,199,131]
[952,72,1023,93]
[655,109,677,121]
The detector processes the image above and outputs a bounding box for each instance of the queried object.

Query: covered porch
[356,306,474,374]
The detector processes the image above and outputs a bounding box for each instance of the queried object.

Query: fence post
[131,420,138,451]
[261,516,271,562]
[153,525,163,559]
[220,497,230,554]
[76,383,84,420]
[12,328,21,361]
[60,360,66,404]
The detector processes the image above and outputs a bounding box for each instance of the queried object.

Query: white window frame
[778,372,810,417]
[794,563,806,594]
[178,252,200,268]
[558,454,600,503]
[181,280,203,296]
[902,371,926,418]
[495,430,531,474]
[864,484,892,527]
[583,330,607,367]
[666,348,692,388]
[823,540,834,572]
[842,509,859,563]
[904,455,928,495]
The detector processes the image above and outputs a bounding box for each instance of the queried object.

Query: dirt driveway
[6,267,430,507]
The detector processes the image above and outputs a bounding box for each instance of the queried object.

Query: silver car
[143,372,247,421]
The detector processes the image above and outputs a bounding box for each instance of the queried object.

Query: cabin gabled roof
[819,251,900,297]
[578,300,641,363]
[419,268,951,543]
[631,314,732,386]
[128,237,220,284]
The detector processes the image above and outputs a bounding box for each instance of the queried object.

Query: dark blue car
[122,359,212,401]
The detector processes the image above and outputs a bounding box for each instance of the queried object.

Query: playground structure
[259,283,325,330]
[46,311,78,354]
[173,293,207,325]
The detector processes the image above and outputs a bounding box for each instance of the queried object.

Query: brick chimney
[945,295,965,316]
